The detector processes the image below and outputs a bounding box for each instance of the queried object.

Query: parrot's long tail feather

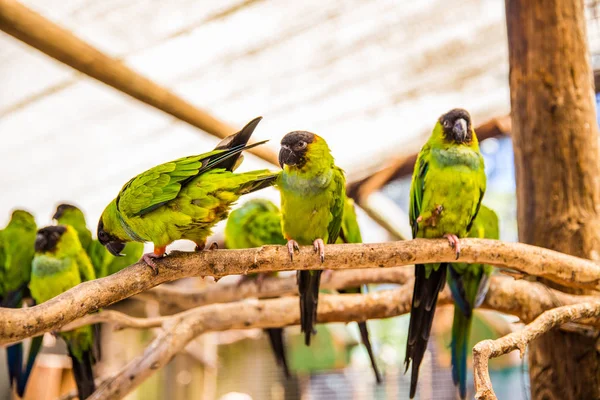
[69,349,96,400]
[451,304,473,399]
[357,321,383,384]
[405,263,447,399]
[298,270,322,346]
[212,116,264,172]
[6,342,23,393]
[265,328,291,378]
[17,335,43,397]
[239,172,279,195]
[93,323,103,361]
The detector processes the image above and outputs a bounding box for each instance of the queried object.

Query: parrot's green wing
[118,140,266,218]
[409,144,430,238]
[338,198,362,244]
[326,167,346,245]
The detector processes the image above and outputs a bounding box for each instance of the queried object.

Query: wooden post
[505,0,600,398]
[0,0,278,166]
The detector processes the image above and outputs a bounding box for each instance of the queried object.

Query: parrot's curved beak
[106,241,125,257]
[279,145,294,168]
[453,118,468,142]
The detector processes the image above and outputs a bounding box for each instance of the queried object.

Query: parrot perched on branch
[54,204,143,277]
[337,198,382,384]
[97,117,278,274]
[405,108,486,398]
[29,225,98,400]
[225,199,290,378]
[448,204,498,399]
[277,131,345,346]
[0,210,39,397]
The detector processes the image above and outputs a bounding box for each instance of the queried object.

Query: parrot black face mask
[35,226,67,253]
[439,108,473,144]
[97,220,126,256]
[279,131,314,168]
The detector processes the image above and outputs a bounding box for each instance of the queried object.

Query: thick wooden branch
[1,239,599,345]
[84,276,598,399]
[136,267,413,313]
[473,302,600,400]
[0,0,278,165]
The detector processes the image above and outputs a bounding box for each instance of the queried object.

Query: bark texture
[506,0,600,398]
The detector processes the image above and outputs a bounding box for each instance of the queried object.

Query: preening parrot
[97,117,278,274]
[29,225,98,399]
[0,210,39,397]
[277,131,345,346]
[405,108,486,398]
[337,198,382,384]
[54,204,143,277]
[225,199,290,378]
[448,204,498,399]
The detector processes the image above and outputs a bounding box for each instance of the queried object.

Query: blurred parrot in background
[277,131,345,346]
[448,204,498,399]
[225,199,290,378]
[336,198,382,384]
[54,204,143,277]
[29,225,98,400]
[97,116,278,274]
[0,210,40,397]
[405,108,486,398]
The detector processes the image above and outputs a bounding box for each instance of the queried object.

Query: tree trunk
[505,0,600,399]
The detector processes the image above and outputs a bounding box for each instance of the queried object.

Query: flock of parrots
[0,108,498,399]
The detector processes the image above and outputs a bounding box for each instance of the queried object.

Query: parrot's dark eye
[294,141,307,151]
[443,120,452,129]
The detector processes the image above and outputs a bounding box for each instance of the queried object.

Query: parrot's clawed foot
[443,233,461,260]
[142,252,162,275]
[207,242,219,250]
[313,238,325,263]
[416,215,423,223]
[286,240,300,261]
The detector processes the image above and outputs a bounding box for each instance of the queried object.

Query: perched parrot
[29,225,98,399]
[224,199,290,378]
[337,198,382,384]
[448,204,498,399]
[97,117,278,273]
[277,131,345,346]
[0,210,40,397]
[53,204,143,277]
[405,108,486,398]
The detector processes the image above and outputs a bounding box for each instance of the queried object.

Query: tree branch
[473,302,600,400]
[1,239,599,344]
[84,275,598,400]
[136,266,413,314]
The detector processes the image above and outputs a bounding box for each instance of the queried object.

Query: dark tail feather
[451,305,473,399]
[240,173,279,195]
[6,342,23,393]
[265,328,291,378]
[357,321,382,384]
[213,116,263,171]
[298,270,322,346]
[93,323,103,361]
[17,335,43,397]
[405,264,447,399]
[69,349,96,400]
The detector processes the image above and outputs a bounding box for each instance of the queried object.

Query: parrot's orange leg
[141,246,167,275]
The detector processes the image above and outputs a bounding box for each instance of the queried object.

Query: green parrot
[448,204,498,399]
[53,204,143,277]
[277,131,345,346]
[336,198,382,384]
[29,225,98,399]
[97,117,278,273]
[405,108,486,398]
[0,210,40,397]
[224,199,290,378]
